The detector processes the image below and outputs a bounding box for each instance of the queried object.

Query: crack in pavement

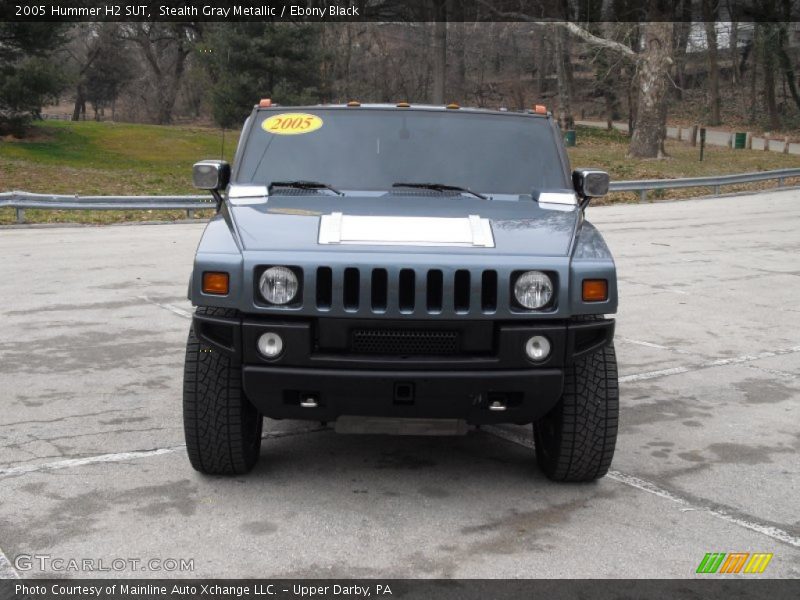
[0,427,328,479]
[620,344,800,383]
[483,425,800,549]
[1,408,143,428]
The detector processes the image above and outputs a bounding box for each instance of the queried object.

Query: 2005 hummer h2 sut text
[184,102,618,482]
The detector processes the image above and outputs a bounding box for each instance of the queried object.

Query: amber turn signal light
[202,272,229,295]
[582,279,608,302]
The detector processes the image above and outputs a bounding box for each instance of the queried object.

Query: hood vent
[318,212,494,248]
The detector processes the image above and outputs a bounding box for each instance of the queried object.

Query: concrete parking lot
[1,190,798,579]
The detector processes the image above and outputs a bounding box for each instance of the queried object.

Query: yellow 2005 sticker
[262,113,323,135]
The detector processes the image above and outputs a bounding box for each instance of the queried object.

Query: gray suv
[184,102,618,482]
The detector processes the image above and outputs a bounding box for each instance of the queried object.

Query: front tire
[183,307,263,475]
[533,344,619,482]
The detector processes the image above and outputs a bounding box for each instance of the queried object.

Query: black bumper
[192,313,614,425]
[242,366,564,425]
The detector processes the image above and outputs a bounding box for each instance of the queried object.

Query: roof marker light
[534,104,547,114]
[396,101,410,108]
[259,98,272,107]
[446,103,460,109]
[346,100,361,107]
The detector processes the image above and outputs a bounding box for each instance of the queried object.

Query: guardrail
[2,168,799,223]
[608,168,800,203]
[0,192,215,223]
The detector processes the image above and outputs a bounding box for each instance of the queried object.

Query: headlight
[259,267,299,305]
[513,271,553,309]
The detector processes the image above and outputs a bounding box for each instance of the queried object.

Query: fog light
[257,332,283,358]
[525,335,551,362]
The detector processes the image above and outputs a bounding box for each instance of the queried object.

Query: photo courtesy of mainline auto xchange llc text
[0,1,799,599]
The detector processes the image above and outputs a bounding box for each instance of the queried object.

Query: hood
[231,194,579,257]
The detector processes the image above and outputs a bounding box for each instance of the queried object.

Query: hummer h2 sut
[184,101,618,482]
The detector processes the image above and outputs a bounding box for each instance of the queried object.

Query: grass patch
[1,120,797,224]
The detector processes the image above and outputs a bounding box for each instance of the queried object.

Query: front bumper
[192,312,614,425]
[242,366,563,425]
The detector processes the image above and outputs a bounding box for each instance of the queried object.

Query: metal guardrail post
[16,208,25,224]
[639,189,647,203]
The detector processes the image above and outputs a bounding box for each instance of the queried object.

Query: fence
[2,168,799,223]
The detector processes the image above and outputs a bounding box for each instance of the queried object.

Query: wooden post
[764,135,770,152]
[728,133,733,148]
[746,132,753,149]
[783,137,790,154]
[690,125,698,147]
[677,126,682,141]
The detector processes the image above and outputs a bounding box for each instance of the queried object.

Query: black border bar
[3,0,800,22]
[4,579,800,600]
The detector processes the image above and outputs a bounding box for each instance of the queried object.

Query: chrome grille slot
[316,267,332,309]
[371,268,388,312]
[426,269,443,313]
[481,270,498,312]
[399,269,415,313]
[343,268,360,311]
[454,270,471,313]
[351,329,460,355]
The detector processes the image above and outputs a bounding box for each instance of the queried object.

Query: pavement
[576,120,800,155]
[0,190,798,579]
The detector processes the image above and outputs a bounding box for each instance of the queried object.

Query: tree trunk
[760,25,780,130]
[730,20,741,85]
[702,0,721,125]
[749,31,759,123]
[672,18,692,101]
[72,85,85,121]
[553,24,574,129]
[431,2,447,104]
[776,22,800,112]
[628,21,674,158]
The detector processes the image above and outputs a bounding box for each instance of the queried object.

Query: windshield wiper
[269,180,343,196]
[392,182,487,200]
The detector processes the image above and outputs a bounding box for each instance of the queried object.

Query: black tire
[533,343,619,482]
[183,307,263,475]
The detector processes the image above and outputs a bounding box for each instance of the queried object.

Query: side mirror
[193,160,230,191]
[572,169,609,199]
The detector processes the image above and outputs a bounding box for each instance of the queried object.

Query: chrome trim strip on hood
[228,184,268,206]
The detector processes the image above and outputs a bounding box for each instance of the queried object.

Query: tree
[0,23,68,135]
[486,1,676,158]
[64,24,132,121]
[121,23,198,125]
[83,26,134,120]
[202,23,320,128]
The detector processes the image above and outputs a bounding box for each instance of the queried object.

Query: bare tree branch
[476,1,638,59]
[557,22,637,58]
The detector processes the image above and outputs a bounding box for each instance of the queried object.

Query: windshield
[235,108,568,195]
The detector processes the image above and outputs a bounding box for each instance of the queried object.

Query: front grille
[351,329,460,355]
[314,267,499,315]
